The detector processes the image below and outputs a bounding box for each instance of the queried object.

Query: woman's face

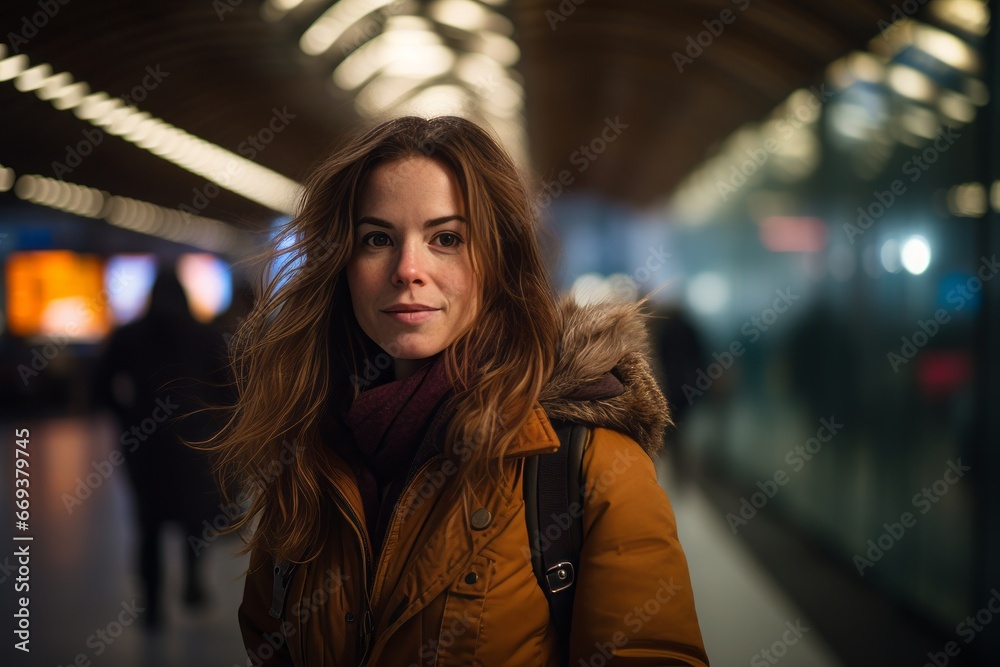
[346,156,479,379]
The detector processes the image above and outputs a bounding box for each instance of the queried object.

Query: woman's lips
[383,309,439,325]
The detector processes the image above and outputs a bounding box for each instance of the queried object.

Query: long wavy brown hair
[207,116,560,564]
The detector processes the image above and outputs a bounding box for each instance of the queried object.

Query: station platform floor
[0,414,844,667]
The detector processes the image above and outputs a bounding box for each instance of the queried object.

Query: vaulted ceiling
[0,0,902,232]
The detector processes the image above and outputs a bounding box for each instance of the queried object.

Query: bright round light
[686,272,730,316]
[901,236,931,275]
[880,239,902,274]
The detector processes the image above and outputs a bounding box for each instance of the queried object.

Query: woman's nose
[391,240,428,286]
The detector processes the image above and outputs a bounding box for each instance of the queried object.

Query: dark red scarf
[343,352,453,551]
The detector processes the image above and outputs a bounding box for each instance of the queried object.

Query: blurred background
[0,0,998,665]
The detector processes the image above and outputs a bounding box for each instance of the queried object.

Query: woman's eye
[363,232,391,247]
[436,232,463,248]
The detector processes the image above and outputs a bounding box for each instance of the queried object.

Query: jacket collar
[503,406,561,458]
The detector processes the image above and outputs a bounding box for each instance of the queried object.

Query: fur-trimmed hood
[538,296,670,457]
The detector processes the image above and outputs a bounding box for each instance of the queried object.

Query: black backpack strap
[524,419,589,667]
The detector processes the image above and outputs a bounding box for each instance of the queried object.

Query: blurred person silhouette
[94,264,230,628]
[653,304,707,488]
[785,299,861,429]
[212,277,255,343]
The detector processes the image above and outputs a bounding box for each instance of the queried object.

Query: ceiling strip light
[9,170,249,255]
[0,45,302,215]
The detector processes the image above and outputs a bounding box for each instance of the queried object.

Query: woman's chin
[384,344,444,362]
[380,335,448,360]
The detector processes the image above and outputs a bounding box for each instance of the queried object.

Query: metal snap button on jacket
[471,508,492,530]
[464,571,479,585]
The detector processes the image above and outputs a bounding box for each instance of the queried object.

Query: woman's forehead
[359,157,465,215]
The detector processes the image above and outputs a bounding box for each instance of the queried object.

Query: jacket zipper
[324,451,447,666]
[329,491,375,666]
[371,455,443,598]
[357,454,445,666]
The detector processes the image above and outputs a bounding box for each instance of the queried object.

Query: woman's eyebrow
[355,215,468,228]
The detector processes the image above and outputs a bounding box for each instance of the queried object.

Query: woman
[214,116,709,666]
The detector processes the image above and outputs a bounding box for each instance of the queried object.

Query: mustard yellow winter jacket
[238,298,709,666]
